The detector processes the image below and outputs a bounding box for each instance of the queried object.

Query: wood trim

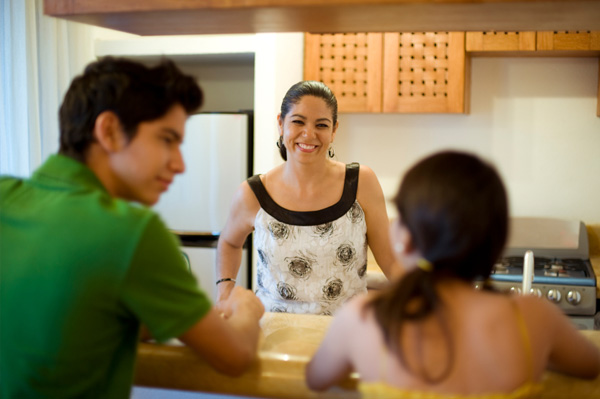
[43,1,600,35]
[446,32,466,113]
[466,32,536,52]
[304,34,321,81]
[366,34,383,113]
[537,31,600,51]
[382,33,400,113]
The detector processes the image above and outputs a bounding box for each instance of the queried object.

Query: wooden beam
[43,1,600,36]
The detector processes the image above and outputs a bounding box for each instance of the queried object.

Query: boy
[0,57,264,398]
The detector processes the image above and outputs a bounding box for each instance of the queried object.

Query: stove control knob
[510,287,522,295]
[547,289,561,303]
[529,288,542,298]
[566,290,582,305]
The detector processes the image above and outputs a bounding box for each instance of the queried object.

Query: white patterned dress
[248,163,367,315]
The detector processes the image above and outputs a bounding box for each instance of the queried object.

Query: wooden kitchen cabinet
[537,31,600,52]
[382,32,467,113]
[466,31,536,53]
[304,33,383,113]
[466,31,600,54]
[304,32,468,114]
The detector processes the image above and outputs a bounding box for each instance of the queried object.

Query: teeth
[298,143,316,150]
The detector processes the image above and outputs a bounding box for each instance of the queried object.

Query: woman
[216,81,400,315]
[306,151,600,396]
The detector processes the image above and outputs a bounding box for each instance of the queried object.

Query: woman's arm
[179,286,265,376]
[216,181,259,308]
[356,165,403,280]
[306,301,356,390]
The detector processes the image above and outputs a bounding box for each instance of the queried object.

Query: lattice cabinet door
[382,32,467,113]
[304,33,383,112]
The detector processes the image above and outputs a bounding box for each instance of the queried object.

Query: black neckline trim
[247,163,360,226]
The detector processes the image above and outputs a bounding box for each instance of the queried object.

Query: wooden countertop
[43,0,600,36]
[135,312,600,398]
[586,224,600,299]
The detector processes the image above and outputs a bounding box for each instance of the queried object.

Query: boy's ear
[93,111,127,153]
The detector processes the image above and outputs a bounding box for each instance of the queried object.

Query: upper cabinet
[382,32,466,113]
[537,31,600,52]
[304,33,383,113]
[305,32,467,114]
[466,31,600,54]
[307,31,600,114]
[466,32,537,53]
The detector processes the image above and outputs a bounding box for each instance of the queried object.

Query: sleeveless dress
[247,163,367,315]
[359,300,543,399]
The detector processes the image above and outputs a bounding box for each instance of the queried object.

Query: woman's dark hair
[278,80,338,161]
[58,56,203,162]
[367,151,509,383]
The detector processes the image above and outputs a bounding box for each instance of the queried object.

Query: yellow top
[359,300,543,399]
[359,381,542,399]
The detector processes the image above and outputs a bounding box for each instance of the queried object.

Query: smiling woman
[215,80,403,316]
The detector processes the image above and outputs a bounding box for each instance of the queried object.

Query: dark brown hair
[367,151,508,382]
[58,57,203,162]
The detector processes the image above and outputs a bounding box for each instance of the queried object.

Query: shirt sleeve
[119,214,212,342]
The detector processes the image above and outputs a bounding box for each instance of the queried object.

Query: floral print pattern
[254,200,368,315]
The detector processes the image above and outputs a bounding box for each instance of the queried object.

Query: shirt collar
[33,154,109,194]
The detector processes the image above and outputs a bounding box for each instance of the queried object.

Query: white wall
[91,30,600,224]
[252,33,304,174]
[92,32,305,176]
[333,57,600,224]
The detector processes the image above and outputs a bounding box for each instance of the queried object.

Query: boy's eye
[317,124,329,128]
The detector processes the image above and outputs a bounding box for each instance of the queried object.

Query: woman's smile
[297,143,318,152]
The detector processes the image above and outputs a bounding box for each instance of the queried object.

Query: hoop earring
[328,145,335,158]
[276,136,283,149]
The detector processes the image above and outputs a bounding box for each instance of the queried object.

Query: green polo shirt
[0,154,212,398]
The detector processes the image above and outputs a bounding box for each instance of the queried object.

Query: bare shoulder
[235,179,260,213]
[357,164,379,185]
[222,179,261,234]
[355,164,385,211]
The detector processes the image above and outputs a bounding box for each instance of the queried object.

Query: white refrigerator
[152,112,253,301]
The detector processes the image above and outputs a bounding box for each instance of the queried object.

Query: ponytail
[367,266,453,383]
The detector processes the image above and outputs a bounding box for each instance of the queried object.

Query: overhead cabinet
[304,32,468,114]
[465,30,600,117]
[466,31,536,52]
[537,31,600,52]
[304,33,383,113]
[466,30,600,54]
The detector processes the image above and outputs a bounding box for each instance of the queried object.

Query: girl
[307,151,599,397]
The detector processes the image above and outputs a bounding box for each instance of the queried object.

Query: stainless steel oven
[479,217,597,330]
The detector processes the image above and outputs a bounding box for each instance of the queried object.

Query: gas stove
[480,218,597,321]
